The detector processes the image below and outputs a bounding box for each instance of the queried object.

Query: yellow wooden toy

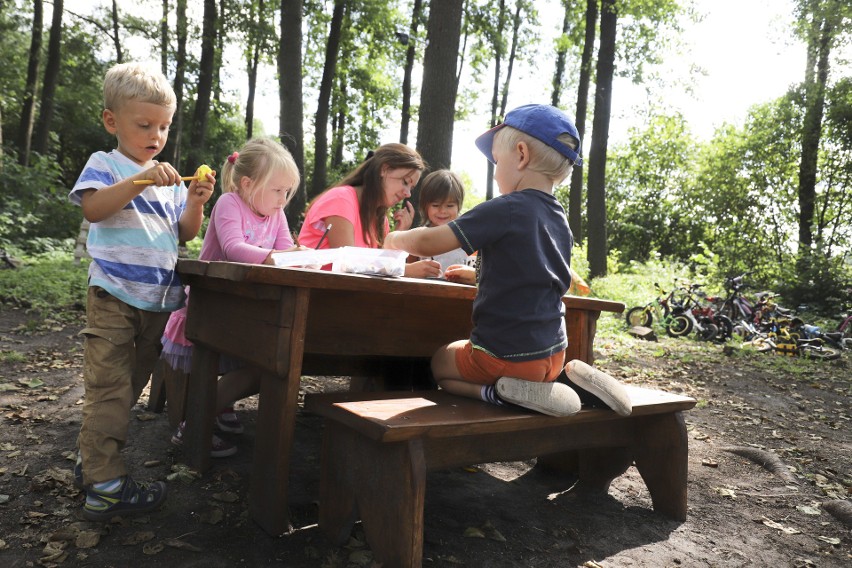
[133,164,213,185]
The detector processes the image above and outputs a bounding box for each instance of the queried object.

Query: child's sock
[91,477,123,494]
[480,384,506,406]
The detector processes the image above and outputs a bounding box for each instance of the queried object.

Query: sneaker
[82,476,167,521]
[215,407,244,434]
[171,421,237,458]
[495,377,581,417]
[564,359,632,416]
[73,453,84,489]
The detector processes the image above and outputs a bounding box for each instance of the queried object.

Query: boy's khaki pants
[77,287,170,485]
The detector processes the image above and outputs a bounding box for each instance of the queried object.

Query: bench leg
[146,359,168,413]
[319,422,426,568]
[633,412,689,521]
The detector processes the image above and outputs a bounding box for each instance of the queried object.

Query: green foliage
[0,154,80,253]
[0,252,88,316]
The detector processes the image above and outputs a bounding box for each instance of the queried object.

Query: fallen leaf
[761,516,801,535]
[197,507,224,525]
[715,487,737,499]
[143,460,162,468]
[463,526,486,538]
[212,491,239,503]
[796,505,820,516]
[76,530,101,549]
[166,463,200,483]
[122,531,155,545]
[165,538,203,552]
[142,542,164,555]
[816,536,840,545]
[136,412,158,422]
[701,458,719,467]
[18,377,44,388]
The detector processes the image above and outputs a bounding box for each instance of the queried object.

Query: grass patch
[0,350,26,364]
[0,251,88,319]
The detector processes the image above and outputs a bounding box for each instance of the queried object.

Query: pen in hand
[315,223,333,249]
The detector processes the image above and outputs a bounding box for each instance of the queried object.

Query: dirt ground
[0,304,850,568]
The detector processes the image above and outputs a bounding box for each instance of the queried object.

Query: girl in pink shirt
[299,143,441,278]
[161,138,302,457]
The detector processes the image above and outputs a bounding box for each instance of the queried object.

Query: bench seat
[304,385,696,568]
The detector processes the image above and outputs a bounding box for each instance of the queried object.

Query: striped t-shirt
[69,150,188,312]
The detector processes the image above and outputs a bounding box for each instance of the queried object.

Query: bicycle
[747,318,841,360]
[625,283,679,328]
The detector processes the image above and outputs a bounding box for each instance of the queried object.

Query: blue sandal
[82,476,167,521]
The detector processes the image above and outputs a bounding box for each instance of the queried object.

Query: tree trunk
[797,11,833,254]
[399,0,423,144]
[586,0,615,278]
[310,0,346,200]
[416,0,464,173]
[279,0,306,229]
[485,0,507,200]
[498,2,522,117]
[245,0,264,139]
[186,0,216,172]
[550,0,571,107]
[17,0,42,166]
[160,0,168,75]
[166,0,187,167]
[213,0,225,104]
[569,0,597,244]
[111,0,122,63]
[32,0,63,156]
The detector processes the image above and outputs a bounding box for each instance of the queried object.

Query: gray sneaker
[565,359,632,416]
[495,378,581,417]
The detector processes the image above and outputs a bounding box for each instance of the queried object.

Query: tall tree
[310,0,346,199]
[17,0,42,166]
[279,0,306,228]
[569,0,597,243]
[185,0,216,171]
[484,0,507,200]
[110,0,122,63]
[165,0,188,166]
[586,0,615,278]
[399,0,423,144]
[416,0,464,173]
[550,0,571,108]
[795,0,848,255]
[160,0,168,75]
[243,0,275,139]
[32,0,63,156]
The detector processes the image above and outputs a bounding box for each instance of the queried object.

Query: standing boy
[69,62,214,520]
[384,104,630,417]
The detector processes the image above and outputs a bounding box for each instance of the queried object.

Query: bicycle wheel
[800,344,841,361]
[626,306,652,327]
[748,336,774,353]
[713,315,734,342]
[697,319,719,342]
[666,314,693,337]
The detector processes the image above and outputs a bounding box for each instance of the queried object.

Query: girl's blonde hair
[493,127,578,185]
[220,138,301,213]
[103,62,176,111]
[311,143,426,246]
[418,170,465,226]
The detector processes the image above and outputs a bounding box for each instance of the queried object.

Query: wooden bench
[304,386,696,568]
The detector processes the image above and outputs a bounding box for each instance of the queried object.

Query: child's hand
[404,259,442,279]
[393,201,415,231]
[187,169,216,207]
[136,161,181,186]
[445,264,476,285]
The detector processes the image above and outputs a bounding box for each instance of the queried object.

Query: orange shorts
[454,341,566,385]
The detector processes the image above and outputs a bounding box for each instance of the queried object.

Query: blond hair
[219,138,301,212]
[493,127,578,185]
[103,62,176,111]
[418,170,465,225]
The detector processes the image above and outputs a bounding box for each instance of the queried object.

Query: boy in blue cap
[384,104,630,417]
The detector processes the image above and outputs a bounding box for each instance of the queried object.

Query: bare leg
[431,341,488,400]
[216,367,260,413]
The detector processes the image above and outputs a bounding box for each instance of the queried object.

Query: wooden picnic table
[176,259,625,536]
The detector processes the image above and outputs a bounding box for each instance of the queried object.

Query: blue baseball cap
[475,104,583,166]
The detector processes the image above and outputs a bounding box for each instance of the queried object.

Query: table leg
[633,412,689,521]
[248,287,310,535]
[183,345,219,473]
